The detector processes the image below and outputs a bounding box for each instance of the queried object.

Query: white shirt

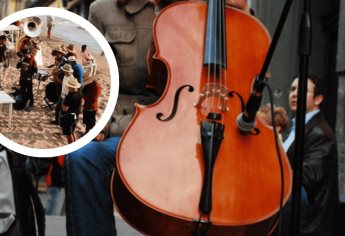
[61,75,73,99]
[5,41,14,50]
[283,109,320,152]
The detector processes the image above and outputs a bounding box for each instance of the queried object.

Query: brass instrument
[15,17,44,66]
[23,16,42,38]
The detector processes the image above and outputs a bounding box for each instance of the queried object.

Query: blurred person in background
[45,156,65,216]
[46,15,54,39]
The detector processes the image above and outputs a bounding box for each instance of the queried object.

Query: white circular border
[0,7,119,157]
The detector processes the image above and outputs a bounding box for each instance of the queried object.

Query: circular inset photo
[0,8,118,157]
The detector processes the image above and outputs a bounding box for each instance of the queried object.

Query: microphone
[236,75,266,132]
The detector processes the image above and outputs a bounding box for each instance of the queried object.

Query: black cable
[263,81,285,236]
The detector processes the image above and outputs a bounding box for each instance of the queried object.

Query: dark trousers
[271,187,308,236]
[20,78,34,106]
[55,97,63,123]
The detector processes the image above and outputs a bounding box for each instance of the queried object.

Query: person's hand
[93,132,106,141]
[225,0,250,13]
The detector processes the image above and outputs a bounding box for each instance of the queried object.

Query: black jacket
[16,57,37,81]
[287,112,338,236]
[0,147,45,236]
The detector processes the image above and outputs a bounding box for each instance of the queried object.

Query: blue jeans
[45,187,65,215]
[64,136,120,236]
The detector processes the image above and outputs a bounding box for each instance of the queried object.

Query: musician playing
[16,48,37,111]
[17,36,39,58]
[63,1,249,236]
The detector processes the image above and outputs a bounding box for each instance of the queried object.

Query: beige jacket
[90,0,156,94]
[89,0,158,135]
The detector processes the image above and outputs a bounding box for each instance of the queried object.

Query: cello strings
[211,0,218,116]
[206,0,216,115]
[205,1,211,114]
[211,0,220,117]
[216,0,226,116]
[205,0,227,118]
[223,1,228,117]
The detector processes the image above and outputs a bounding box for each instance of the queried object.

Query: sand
[0,30,111,149]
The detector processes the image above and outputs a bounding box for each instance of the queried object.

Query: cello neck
[204,0,227,69]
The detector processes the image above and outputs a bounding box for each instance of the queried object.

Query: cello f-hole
[156,84,194,122]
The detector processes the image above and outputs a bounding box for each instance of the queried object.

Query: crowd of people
[47,42,101,144]
[0,1,340,236]
[0,17,101,145]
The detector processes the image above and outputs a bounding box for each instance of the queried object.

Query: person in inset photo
[81,44,97,76]
[16,48,37,111]
[82,72,101,136]
[46,15,55,39]
[60,77,82,144]
[67,55,84,84]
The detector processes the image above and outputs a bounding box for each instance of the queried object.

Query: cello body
[112,2,292,235]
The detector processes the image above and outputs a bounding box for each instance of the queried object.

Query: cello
[111,1,292,235]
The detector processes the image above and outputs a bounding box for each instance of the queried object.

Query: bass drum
[45,82,59,103]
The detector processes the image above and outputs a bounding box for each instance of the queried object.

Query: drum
[36,69,50,81]
[45,82,59,103]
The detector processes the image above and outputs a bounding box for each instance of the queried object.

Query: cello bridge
[194,83,229,112]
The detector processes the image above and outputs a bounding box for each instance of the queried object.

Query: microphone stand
[237,0,294,131]
[289,0,312,235]
[237,0,311,235]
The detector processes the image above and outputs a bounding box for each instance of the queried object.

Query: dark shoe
[50,120,59,125]
[24,105,33,112]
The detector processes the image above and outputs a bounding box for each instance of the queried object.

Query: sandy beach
[0,19,111,149]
